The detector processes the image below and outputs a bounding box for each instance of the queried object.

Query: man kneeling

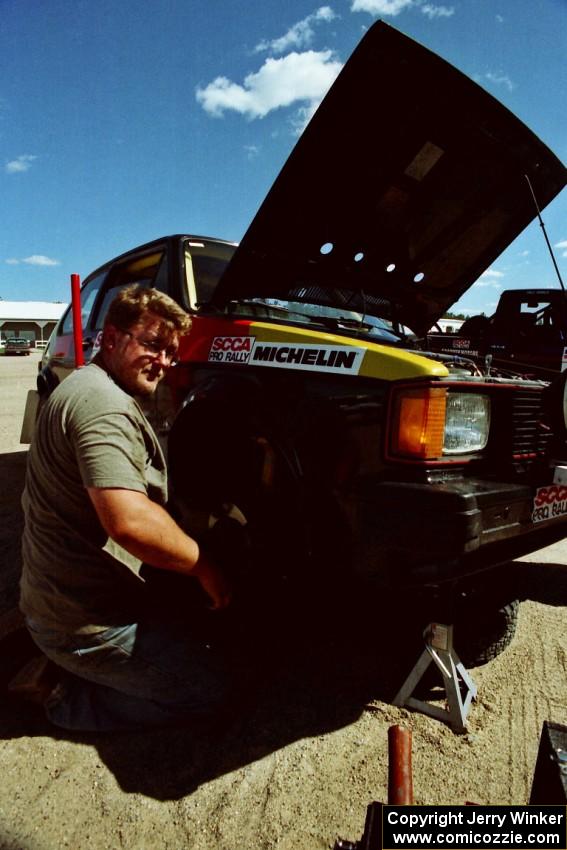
[17,285,232,731]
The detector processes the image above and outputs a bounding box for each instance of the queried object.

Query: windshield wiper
[225,299,323,324]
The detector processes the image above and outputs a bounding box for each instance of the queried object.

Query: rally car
[26,22,567,666]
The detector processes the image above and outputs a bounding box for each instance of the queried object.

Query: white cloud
[351,0,455,19]
[480,269,505,278]
[5,254,60,267]
[556,239,567,258]
[23,255,60,267]
[290,102,321,135]
[350,0,455,17]
[314,6,336,21]
[476,269,504,287]
[5,154,37,174]
[255,6,337,54]
[351,0,414,14]
[196,50,343,119]
[421,4,454,18]
[244,144,260,160]
[496,14,504,23]
[484,71,515,92]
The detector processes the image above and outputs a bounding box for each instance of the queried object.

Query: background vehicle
[23,23,567,668]
[426,289,567,377]
[5,338,32,356]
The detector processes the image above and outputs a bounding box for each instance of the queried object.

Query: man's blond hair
[105,284,191,335]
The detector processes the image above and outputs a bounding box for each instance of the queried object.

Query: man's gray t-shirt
[20,362,168,634]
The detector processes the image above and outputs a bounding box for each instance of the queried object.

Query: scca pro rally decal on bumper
[208,337,366,374]
[532,483,567,523]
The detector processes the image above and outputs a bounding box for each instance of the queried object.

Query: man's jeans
[25,617,231,732]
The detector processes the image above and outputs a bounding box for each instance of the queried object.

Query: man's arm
[87,487,231,610]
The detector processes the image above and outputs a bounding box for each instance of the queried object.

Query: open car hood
[212,22,566,335]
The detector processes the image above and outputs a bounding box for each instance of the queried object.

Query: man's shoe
[7,655,59,706]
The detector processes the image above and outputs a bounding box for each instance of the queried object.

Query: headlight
[389,387,490,459]
[443,393,490,454]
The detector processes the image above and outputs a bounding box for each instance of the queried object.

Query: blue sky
[1,0,565,316]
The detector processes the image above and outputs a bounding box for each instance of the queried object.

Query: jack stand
[393,623,477,734]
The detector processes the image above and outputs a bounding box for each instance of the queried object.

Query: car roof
[81,234,237,284]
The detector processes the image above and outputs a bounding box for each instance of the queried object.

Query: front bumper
[352,474,566,582]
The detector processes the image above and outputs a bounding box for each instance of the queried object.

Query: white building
[0,301,67,347]
[433,318,465,334]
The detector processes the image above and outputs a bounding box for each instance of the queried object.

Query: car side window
[91,250,167,330]
[60,271,107,335]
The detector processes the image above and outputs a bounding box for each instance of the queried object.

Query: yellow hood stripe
[246,321,449,381]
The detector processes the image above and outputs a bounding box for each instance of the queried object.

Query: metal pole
[71,274,85,367]
[388,725,414,805]
[525,175,565,293]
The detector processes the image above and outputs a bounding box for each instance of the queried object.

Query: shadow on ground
[1,552,565,802]
[0,577,420,799]
[0,447,565,801]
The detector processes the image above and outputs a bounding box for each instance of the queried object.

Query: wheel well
[167,379,355,572]
[168,378,354,504]
[168,397,272,511]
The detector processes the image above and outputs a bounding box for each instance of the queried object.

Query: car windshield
[223,297,405,342]
[223,280,408,341]
[188,241,406,343]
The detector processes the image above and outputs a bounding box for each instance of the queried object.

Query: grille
[510,389,552,458]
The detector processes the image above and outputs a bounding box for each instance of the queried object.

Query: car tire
[168,388,353,590]
[396,593,519,700]
[168,397,309,587]
[453,598,519,667]
[412,589,519,668]
[396,579,519,678]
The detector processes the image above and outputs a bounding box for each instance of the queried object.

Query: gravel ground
[0,352,565,850]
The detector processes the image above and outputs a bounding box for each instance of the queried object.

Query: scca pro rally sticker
[532,483,567,523]
[208,337,365,374]
[209,336,255,363]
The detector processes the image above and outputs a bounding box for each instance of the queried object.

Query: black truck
[426,289,567,378]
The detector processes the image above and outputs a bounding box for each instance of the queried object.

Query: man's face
[102,312,180,397]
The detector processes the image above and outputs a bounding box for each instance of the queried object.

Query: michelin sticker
[208,336,365,374]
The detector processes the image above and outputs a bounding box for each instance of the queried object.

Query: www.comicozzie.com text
[383,806,566,848]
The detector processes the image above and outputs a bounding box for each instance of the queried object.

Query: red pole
[70,273,85,367]
[388,725,414,805]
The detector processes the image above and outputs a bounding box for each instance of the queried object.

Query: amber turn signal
[390,386,447,459]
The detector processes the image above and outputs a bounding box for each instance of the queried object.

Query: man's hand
[191,554,232,610]
[87,487,231,609]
